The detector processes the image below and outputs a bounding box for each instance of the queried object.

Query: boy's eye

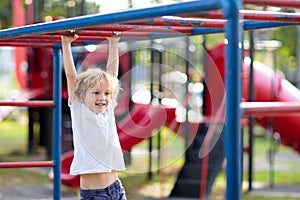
[105,92,111,96]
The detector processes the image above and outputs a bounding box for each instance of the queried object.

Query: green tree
[0,1,11,29]
[0,0,100,29]
[269,26,297,70]
[37,0,100,21]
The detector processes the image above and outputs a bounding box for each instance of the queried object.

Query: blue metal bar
[52,46,62,200]
[222,0,242,199]
[0,20,293,47]
[244,21,297,30]
[0,0,221,39]
[148,21,296,36]
[0,20,296,49]
[192,21,296,35]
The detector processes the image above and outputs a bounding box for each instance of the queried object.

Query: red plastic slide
[207,43,300,153]
[243,61,300,153]
[117,103,176,152]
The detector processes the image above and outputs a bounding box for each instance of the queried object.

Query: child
[61,33,127,200]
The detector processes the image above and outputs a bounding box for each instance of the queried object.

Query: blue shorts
[80,179,127,200]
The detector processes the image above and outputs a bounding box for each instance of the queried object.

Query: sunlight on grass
[0,168,50,188]
[0,120,27,155]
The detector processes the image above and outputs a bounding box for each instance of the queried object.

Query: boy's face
[84,78,112,114]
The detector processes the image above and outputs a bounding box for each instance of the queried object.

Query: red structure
[208,43,300,153]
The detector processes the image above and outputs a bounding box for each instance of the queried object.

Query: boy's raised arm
[61,35,78,103]
[106,36,120,78]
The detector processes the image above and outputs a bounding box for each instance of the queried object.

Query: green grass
[243,195,299,200]
[0,168,50,188]
[0,119,46,186]
[252,170,300,185]
[0,120,27,156]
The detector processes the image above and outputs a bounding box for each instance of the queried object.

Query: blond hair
[74,68,120,102]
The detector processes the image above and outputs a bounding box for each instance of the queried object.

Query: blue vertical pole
[53,46,62,200]
[222,0,242,199]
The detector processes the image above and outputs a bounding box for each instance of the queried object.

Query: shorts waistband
[80,179,121,194]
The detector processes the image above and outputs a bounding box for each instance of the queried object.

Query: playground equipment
[53,39,300,198]
[1,0,300,199]
[208,43,300,154]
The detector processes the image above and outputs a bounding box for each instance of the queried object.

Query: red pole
[244,0,300,9]
[125,18,225,28]
[80,25,197,33]
[0,42,54,48]
[0,100,54,107]
[241,102,300,116]
[12,0,27,90]
[241,10,300,22]
[186,10,300,22]
[0,161,54,168]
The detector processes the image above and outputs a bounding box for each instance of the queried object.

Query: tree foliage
[269,26,297,70]
[38,0,100,19]
[0,0,100,29]
[0,1,11,29]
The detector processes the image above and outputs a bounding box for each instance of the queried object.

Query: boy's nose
[98,93,105,99]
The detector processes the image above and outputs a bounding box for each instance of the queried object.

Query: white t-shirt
[69,99,126,175]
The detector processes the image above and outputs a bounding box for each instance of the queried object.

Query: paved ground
[249,185,300,198]
[0,185,78,200]
[0,185,201,200]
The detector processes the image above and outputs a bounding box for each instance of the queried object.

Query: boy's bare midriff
[80,170,118,189]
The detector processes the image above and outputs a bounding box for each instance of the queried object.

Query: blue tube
[244,21,297,30]
[52,46,62,200]
[222,0,242,199]
[0,0,221,39]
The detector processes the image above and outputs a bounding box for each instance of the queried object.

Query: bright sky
[88,0,191,13]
